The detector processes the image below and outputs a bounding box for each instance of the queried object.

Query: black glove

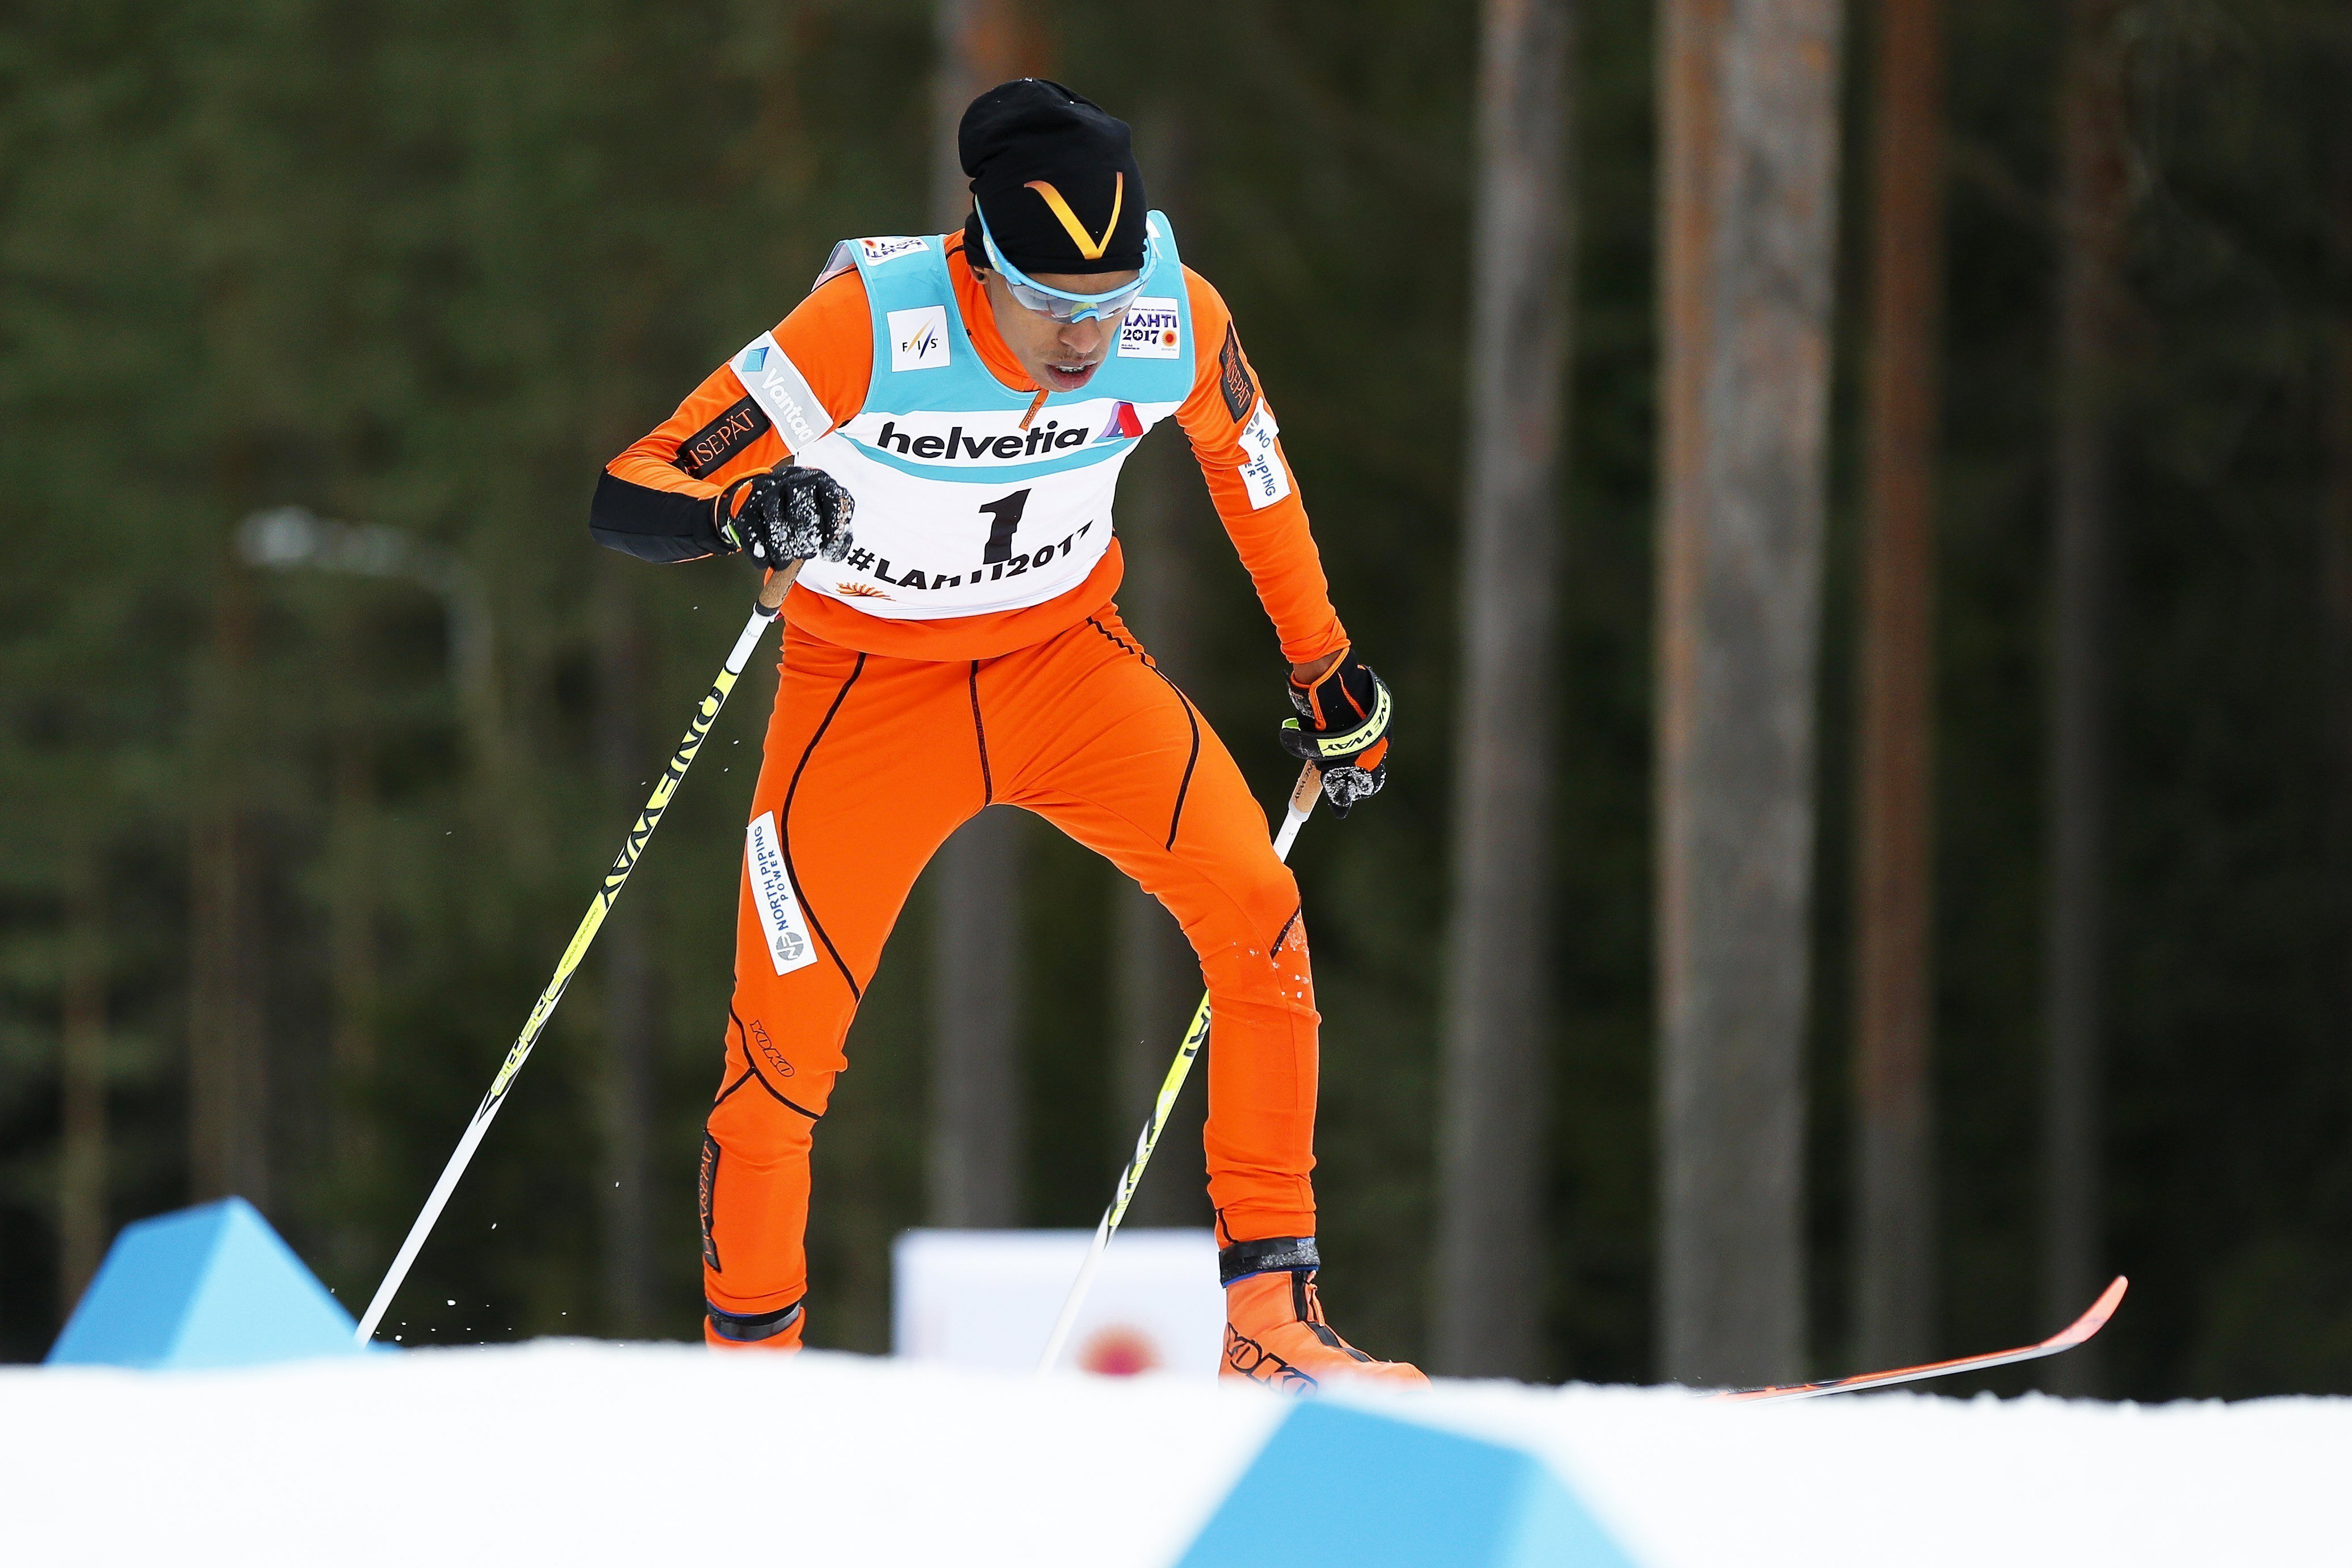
[716,462,856,568]
[1279,652,1391,817]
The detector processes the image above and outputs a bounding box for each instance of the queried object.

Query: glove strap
[1218,1235,1320,1286]
[1284,678,1391,761]
[712,476,756,553]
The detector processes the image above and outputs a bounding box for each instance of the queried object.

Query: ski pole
[354,564,800,1344]
[1037,760,1324,1374]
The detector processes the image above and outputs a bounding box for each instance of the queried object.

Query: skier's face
[981,266,1137,393]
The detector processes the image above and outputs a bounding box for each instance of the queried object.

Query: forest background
[5,0,2351,1399]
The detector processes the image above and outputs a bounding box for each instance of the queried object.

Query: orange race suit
[591,227,1352,1336]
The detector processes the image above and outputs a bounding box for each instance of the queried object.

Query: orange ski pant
[700,607,1319,1319]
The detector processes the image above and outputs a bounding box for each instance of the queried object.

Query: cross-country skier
[590,79,1421,1389]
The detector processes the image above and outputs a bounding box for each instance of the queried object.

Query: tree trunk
[597,561,656,1332]
[1850,0,1945,1373]
[189,555,270,1208]
[925,0,1046,1231]
[1432,0,1575,1381]
[327,617,380,1274]
[58,830,108,1314]
[2043,0,2126,1397]
[932,0,1049,235]
[1655,0,1846,1389]
[2320,25,2352,1111]
[1108,106,1211,1230]
[2332,308,2352,1038]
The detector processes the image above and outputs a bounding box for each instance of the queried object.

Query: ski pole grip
[757,559,805,613]
[1288,761,1324,816]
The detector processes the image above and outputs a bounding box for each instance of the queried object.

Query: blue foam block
[1176,1402,1641,1568]
[47,1197,369,1370]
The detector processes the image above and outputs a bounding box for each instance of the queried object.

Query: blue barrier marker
[47,1197,374,1370]
[1177,1401,1640,1568]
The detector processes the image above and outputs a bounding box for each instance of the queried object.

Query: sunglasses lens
[1016,279,1144,322]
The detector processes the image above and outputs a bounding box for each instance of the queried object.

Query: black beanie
[958,79,1148,276]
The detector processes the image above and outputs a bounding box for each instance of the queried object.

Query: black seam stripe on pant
[782,652,867,1001]
[720,1009,824,1117]
[1085,615,1201,850]
[967,660,993,804]
[1270,903,1303,957]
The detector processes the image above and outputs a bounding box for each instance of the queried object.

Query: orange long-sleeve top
[593,235,1348,666]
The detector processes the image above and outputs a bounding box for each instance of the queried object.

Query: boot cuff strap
[1218,1235,1319,1286]
[707,1298,803,1343]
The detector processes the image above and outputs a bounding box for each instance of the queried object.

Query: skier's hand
[716,461,856,569]
[1280,649,1390,817]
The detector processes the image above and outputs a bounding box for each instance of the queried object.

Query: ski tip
[2050,1274,2129,1351]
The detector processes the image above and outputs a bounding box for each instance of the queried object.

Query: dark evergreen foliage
[3,0,2349,1395]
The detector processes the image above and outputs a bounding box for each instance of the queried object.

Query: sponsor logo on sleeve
[733,332,828,451]
[858,235,932,265]
[746,813,819,976]
[674,395,773,479]
[754,368,821,448]
[1116,297,1182,359]
[888,305,951,372]
[1217,322,1256,422]
[1236,398,1292,510]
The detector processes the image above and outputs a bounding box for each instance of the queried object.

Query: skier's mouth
[1039,358,1100,392]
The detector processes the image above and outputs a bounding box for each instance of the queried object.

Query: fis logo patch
[746,812,819,976]
[1098,401,1145,442]
[888,305,950,372]
[1116,297,1182,359]
[858,235,930,266]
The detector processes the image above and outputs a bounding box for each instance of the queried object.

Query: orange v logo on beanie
[1024,173,1123,261]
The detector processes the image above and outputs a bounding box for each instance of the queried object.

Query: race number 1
[980,489,1030,564]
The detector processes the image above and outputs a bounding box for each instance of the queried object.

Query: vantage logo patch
[735,333,828,451]
[746,812,818,976]
[858,235,930,265]
[889,305,951,372]
[1116,297,1182,359]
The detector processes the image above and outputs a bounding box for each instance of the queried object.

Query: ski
[1713,1275,2129,1403]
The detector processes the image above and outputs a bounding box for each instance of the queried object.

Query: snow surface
[1,1342,2342,1566]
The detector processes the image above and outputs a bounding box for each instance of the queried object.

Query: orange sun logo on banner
[1024,173,1124,262]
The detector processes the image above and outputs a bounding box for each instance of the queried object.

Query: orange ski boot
[1218,1238,1428,1391]
[705,1299,805,1353]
